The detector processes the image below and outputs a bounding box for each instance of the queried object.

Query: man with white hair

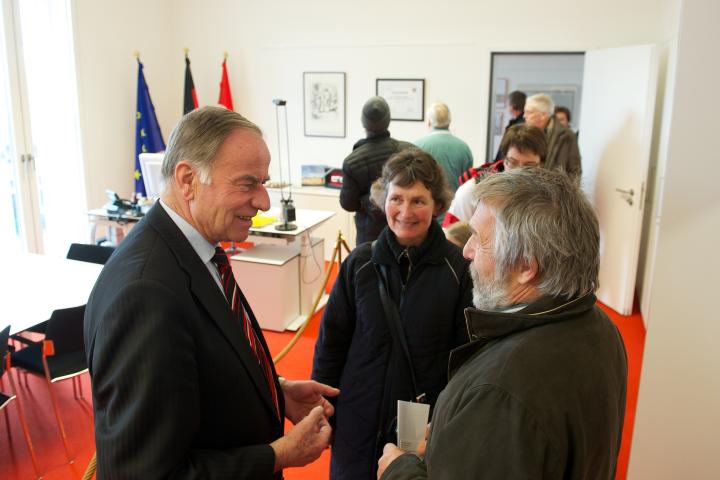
[414,102,473,192]
[524,93,582,180]
[378,168,628,480]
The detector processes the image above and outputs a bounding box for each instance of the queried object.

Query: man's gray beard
[469,263,510,311]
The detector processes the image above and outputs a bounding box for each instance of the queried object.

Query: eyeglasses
[505,155,540,169]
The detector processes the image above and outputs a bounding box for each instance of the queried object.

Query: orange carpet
[1,270,644,479]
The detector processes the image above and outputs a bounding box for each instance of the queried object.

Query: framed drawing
[303,72,346,137]
[376,78,425,121]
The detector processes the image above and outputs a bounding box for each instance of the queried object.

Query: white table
[87,208,143,244]
[246,207,335,245]
[233,208,335,331]
[1,253,103,334]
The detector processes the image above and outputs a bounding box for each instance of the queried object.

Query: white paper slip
[397,400,430,452]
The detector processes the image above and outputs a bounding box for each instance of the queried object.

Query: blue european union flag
[135,59,165,196]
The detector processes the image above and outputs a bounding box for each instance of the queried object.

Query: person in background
[378,168,628,480]
[444,123,546,227]
[85,106,339,479]
[554,105,571,128]
[524,93,582,180]
[444,221,471,249]
[493,90,527,161]
[340,96,413,245]
[414,102,473,193]
[313,148,473,480]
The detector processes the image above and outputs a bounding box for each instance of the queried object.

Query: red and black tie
[212,246,280,420]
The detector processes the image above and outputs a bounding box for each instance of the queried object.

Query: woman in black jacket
[312,149,473,480]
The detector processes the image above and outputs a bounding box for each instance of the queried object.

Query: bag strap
[371,241,424,403]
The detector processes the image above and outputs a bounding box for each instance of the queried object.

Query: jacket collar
[447,293,597,379]
[144,204,282,422]
[463,293,597,341]
[353,130,391,149]
[371,220,448,267]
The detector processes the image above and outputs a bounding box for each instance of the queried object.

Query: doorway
[486,52,585,163]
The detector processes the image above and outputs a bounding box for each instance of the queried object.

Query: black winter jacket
[339,131,414,244]
[312,222,473,480]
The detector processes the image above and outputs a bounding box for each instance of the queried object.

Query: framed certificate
[376,78,425,121]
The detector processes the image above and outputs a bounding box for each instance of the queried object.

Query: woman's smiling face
[384,180,439,247]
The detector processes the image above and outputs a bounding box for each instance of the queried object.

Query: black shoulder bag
[371,244,426,405]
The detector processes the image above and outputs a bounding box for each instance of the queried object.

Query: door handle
[615,187,634,206]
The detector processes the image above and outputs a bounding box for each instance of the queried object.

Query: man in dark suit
[85,106,338,479]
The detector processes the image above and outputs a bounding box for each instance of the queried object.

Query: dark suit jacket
[84,204,284,479]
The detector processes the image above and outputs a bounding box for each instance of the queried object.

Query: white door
[578,44,658,315]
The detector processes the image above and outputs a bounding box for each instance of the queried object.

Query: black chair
[1,326,41,477]
[11,243,114,346]
[66,243,115,265]
[11,305,87,463]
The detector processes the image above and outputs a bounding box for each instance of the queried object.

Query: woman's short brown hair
[370,148,453,213]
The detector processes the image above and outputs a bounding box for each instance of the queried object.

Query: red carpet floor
[1,276,645,479]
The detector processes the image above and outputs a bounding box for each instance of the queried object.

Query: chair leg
[42,359,74,463]
[6,362,42,477]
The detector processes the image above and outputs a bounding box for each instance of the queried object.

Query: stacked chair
[1,325,41,478]
[8,243,114,469]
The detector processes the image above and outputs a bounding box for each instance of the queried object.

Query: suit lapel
[146,204,281,422]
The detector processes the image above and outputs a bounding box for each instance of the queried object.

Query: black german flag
[183,53,198,115]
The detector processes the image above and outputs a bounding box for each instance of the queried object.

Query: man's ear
[517,257,538,285]
[175,161,196,200]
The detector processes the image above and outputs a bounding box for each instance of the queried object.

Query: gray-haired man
[378,168,627,480]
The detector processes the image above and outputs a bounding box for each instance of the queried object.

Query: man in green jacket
[414,102,473,193]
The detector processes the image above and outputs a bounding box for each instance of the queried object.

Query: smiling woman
[312,148,472,480]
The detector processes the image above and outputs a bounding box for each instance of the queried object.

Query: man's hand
[281,378,339,424]
[377,443,407,479]
[270,405,332,471]
[416,423,431,458]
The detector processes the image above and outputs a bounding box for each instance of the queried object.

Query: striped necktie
[212,246,280,420]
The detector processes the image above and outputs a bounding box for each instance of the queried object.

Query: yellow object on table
[252,214,277,228]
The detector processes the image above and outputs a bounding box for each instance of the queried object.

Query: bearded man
[378,168,628,480]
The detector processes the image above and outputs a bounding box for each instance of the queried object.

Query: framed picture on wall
[303,72,346,138]
[376,78,425,121]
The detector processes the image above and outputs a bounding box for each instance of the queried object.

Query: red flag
[218,58,234,110]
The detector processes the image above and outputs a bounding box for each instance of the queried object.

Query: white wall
[73,0,679,206]
[73,0,175,207]
[628,0,720,477]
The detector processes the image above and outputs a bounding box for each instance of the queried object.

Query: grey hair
[427,102,451,128]
[526,94,555,116]
[161,106,262,184]
[474,168,599,298]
